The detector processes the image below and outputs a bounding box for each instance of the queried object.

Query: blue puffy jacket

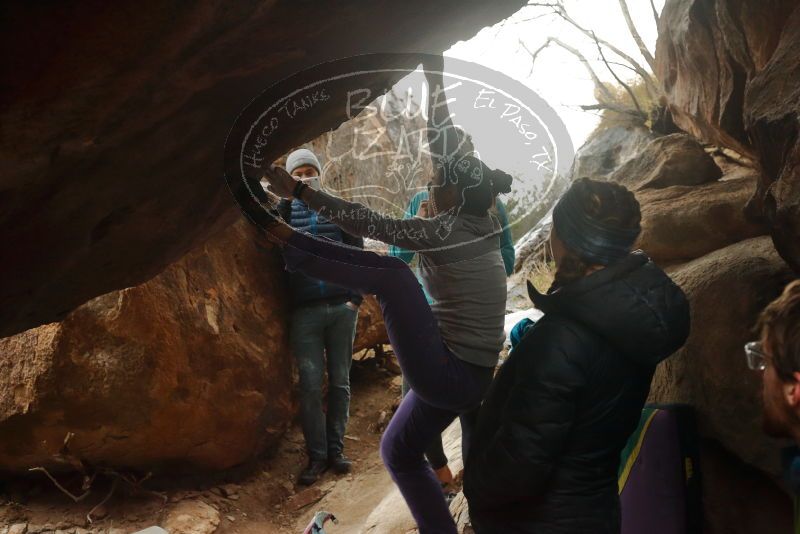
[277,198,364,308]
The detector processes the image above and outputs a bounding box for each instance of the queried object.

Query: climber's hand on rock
[262,164,297,199]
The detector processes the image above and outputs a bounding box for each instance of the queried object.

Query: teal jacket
[388,191,515,302]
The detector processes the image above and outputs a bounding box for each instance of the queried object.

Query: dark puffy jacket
[277,199,363,308]
[464,251,690,534]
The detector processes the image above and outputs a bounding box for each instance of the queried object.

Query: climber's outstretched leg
[282,231,486,412]
[380,390,461,534]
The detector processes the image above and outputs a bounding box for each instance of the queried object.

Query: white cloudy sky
[445,0,664,150]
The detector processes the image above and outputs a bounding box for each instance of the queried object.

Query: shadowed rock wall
[0,0,525,338]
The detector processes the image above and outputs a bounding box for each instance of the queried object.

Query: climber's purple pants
[283,231,493,534]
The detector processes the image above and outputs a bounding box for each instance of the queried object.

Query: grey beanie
[286,148,322,175]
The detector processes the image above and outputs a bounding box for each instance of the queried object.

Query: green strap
[618,407,658,494]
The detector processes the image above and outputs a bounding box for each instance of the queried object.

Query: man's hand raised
[262,164,298,199]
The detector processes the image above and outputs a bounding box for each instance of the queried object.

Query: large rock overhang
[0,1,526,337]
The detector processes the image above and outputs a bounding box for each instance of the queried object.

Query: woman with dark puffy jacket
[463,177,691,534]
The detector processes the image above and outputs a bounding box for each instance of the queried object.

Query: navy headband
[552,186,640,265]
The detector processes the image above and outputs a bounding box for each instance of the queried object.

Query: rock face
[745,6,800,277]
[656,0,800,271]
[635,175,766,264]
[569,125,654,182]
[513,142,763,281]
[699,440,794,534]
[0,0,526,338]
[609,133,722,191]
[0,219,293,473]
[648,237,796,531]
[353,295,389,354]
[650,237,795,474]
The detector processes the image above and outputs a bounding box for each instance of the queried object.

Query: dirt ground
[0,356,403,534]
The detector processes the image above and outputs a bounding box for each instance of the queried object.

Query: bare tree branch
[520,39,552,77]
[509,13,553,24]
[519,37,615,103]
[87,478,119,524]
[618,0,656,71]
[527,0,660,97]
[591,31,645,118]
[605,61,641,76]
[562,12,658,95]
[29,467,92,503]
[649,0,661,27]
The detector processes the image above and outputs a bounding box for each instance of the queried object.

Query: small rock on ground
[164,500,220,534]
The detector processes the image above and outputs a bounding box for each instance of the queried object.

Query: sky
[296,1,666,220]
[444,0,665,150]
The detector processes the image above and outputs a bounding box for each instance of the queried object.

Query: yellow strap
[618,410,659,494]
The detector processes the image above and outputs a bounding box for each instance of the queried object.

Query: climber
[271,148,364,486]
[749,279,800,531]
[388,182,515,492]
[463,177,691,534]
[260,55,511,534]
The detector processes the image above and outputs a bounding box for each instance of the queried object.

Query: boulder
[745,5,800,275]
[0,0,526,338]
[655,0,797,155]
[609,133,722,191]
[354,295,389,354]
[655,0,800,271]
[699,439,793,534]
[569,125,654,182]
[635,174,766,264]
[649,237,795,476]
[0,219,293,473]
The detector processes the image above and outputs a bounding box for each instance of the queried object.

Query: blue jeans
[283,232,494,534]
[290,301,358,461]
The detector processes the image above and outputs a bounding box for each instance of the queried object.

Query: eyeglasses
[744,341,768,371]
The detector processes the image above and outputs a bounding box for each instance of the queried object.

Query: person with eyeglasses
[748,279,800,532]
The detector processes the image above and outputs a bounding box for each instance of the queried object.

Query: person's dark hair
[551,177,641,289]
[757,280,800,381]
[440,155,513,216]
